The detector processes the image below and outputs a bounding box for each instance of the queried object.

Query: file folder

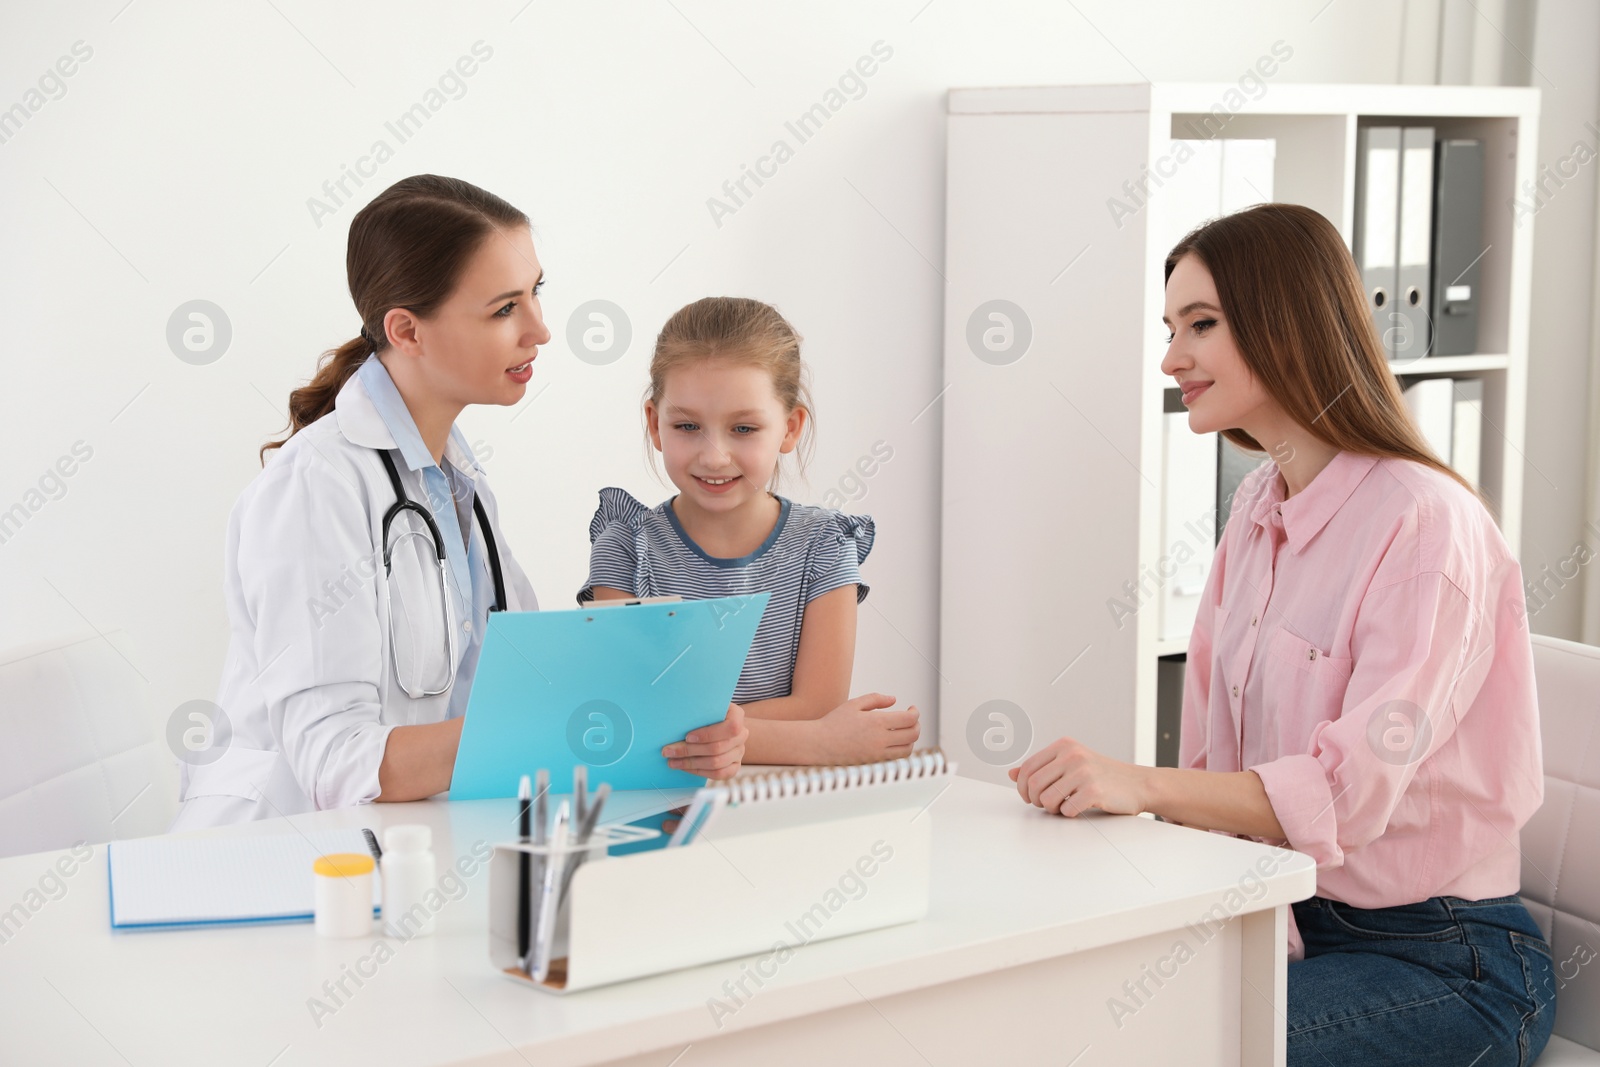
[1394,126,1436,365]
[1431,138,1485,356]
[1401,376,1485,488]
[1451,378,1484,487]
[1355,126,1402,359]
[451,594,769,800]
[108,828,380,930]
[1402,377,1455,461]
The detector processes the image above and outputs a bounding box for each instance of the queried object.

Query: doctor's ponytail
[259,174,530,465]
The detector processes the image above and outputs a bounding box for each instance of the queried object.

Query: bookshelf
[939,83,1540,781]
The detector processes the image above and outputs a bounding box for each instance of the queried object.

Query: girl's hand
[659,806,689,835]
[1008,736,1151,817]
[812,693,920,764]
[663,703,748,780]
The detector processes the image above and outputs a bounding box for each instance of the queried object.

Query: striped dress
[577,488,874,703]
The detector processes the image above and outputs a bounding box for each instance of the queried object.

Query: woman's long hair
[1165,202,1480,500]
[259,174,529,464]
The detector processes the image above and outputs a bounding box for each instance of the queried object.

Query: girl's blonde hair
[645,296,816,490]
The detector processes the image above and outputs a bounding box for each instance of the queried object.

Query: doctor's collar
[337,354,485,478]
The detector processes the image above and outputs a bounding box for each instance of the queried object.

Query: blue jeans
[1288,894,1556,1067]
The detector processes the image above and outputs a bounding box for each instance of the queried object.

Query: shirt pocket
[1262,628,1354,748]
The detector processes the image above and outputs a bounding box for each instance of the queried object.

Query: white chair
[0,630,175,858]
[1524,634,1600,1065]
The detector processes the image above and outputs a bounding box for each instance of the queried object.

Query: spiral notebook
[668,748,953,845]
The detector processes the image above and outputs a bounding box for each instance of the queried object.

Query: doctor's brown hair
[1164,202,1480,501]
[259,174,530,464]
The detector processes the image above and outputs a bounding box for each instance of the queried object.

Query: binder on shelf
[1153,138,1276,262]
[1451,378,1484,488]
[1402,378,1455,460]
[1393,126,1436,365]
[1400,376,1485,489]
[1431,138,1485,357]
[489,750,951,993]
[1355,126,1402,359]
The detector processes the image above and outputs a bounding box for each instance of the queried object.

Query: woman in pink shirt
[1011,203,1554,1066]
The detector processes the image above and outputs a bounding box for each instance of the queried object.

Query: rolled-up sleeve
[236,460,394,810]
[1249,570,1481,870]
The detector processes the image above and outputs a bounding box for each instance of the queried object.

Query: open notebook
[108,828,381,930]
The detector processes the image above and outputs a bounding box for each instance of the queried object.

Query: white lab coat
[170,370,537,830]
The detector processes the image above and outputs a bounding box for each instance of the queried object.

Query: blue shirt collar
[347,354,481,476]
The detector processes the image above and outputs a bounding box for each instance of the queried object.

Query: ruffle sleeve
[803,509,875,604]
[577,487,650,603]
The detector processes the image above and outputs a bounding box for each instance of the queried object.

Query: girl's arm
[740,585,857,720]
[744,693,920,764]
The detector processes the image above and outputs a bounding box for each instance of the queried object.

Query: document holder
[488,752,949,993]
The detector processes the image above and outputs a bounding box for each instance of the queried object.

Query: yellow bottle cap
[313,852,375,878]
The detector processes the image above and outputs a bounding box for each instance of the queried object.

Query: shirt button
[1251,615,1259,626]
[463,621,473,635]
[1232,685,1239,697]
[1307,648,1317,661]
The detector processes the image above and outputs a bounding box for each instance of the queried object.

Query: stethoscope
[378,449,507,698]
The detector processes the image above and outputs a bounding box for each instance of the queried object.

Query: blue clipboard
[449,593,769,800]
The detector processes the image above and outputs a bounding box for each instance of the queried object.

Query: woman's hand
[663,702,748,780]
[811,693,920,764]
[1008,736,1152,817]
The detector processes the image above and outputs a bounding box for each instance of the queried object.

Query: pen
[516,775,531,973]
[575,782,609,845]
[558,782,610,905]
[533,769,549,849]
[532,800,569,983]
[573,765,588,832]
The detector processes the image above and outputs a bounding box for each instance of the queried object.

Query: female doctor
[171,175,748,829]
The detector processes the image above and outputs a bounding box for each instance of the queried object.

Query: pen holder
[487,807,933,994]
[488,822,661,988]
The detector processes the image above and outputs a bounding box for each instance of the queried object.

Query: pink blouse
[1178,450,1542,960]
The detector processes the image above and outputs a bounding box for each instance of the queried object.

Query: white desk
[0,777,1314,1066]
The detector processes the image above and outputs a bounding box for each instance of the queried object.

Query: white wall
[1516,0,1600,641]
[2,0,1583,827]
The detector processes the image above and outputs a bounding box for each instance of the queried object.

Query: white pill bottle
[381,824,438,939]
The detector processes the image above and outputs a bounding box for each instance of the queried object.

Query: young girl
[1010,203,1552,1066]
[579,296,919,766]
